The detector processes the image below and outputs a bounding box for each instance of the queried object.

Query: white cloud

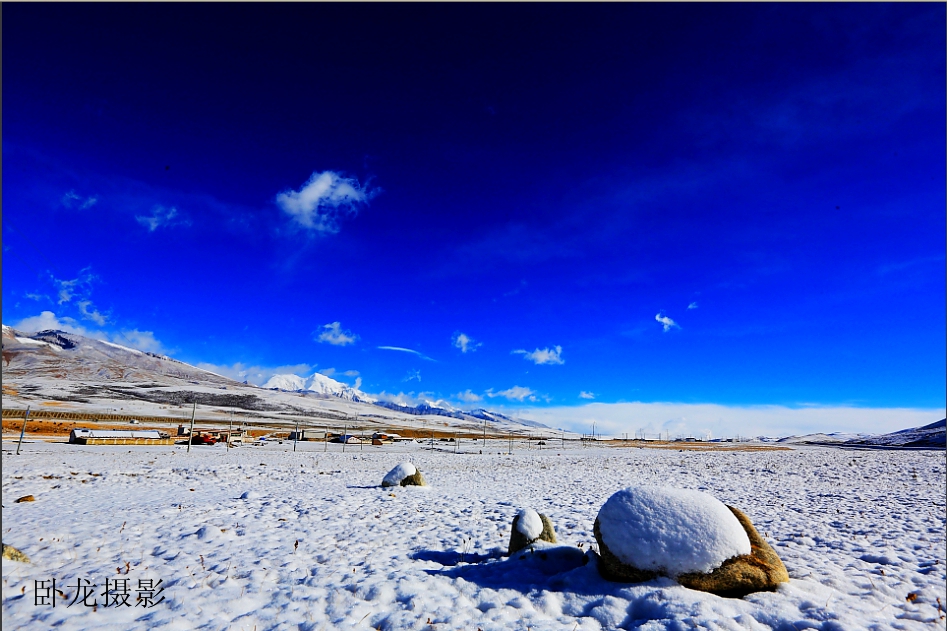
[688,302,699,310]
[655,312,679,332]
[12,311,88,336]
[276,171,375,234]
[403,369,422,383]
[453,389,483,403]
[515,401,946,440]
[315,322,358,346]
[77,300,108,326]
[62,190,98,209]
[579,391,596,400]
[25,293,48,302]
[136,205,182,232]
[377,346,435,361]
[512,345,564,365]
[341,370,360,377]
[487,385,538,402]
[452,332,482,353]
[10,311,168,355]
[318,367,336,377]
[195,361,314,386]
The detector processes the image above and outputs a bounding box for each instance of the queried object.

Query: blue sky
[3,4,945,435]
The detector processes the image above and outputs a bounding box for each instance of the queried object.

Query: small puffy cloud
[377,346,435,361]
[688,302,699,310]
[655,312,679,332]
[579,391,596,400]
[318,367,336,377]
[62,190,98,209]
[452,331,481,353]
[487,385,538,402]
[77,300,108,326]
[25,293,48,302]
[276,171,375,234]
[513,345,564,365]
[341,370,360,377]
[136,205,183,232]
[454,389,483,403]
[116,329,165,354]
[315,322,358,346]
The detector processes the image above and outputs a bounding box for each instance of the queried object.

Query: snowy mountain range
[1,325,550,432]
[262,372,374,403]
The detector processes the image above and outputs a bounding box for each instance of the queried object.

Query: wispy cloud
[11,311,169,355]
[403,369,422,383]
[76,300,108,326]
[452,331,481,353]
[62,190,98,209]
[315,322,358,346]
[25,293,49,302]
[655,312,679,332]
[512,345,564,365]
[687,302,699,310]
[579,391,596,400]
[377,346,435,361]
[136,205,185,232]
[53,268,98,305]
[487,385,538,402]
[276,170,376,234]
[453,389,483,403]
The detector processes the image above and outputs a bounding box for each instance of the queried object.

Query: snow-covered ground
[2,440,944,630]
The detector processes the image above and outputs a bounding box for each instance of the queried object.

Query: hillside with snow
[1,325,549,435]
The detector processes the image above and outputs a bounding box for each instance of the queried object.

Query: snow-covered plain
[2,440,945,630]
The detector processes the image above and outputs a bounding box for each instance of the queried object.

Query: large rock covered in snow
[593,486,788,597]
[508,508,557,554]
[381,462,426,487]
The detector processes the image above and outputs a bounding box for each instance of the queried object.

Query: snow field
[2,441,945,631]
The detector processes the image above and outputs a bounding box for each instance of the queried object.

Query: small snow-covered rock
[508,508,557,554]
[239,491,261,500]
[381,462,426,487]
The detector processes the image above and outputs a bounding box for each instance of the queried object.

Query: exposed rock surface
[15,495,35,503]
[2,543,30,563]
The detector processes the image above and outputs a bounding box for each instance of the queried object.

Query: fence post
[16,406,31,455]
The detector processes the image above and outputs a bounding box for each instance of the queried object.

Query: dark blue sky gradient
[3,4,944,412]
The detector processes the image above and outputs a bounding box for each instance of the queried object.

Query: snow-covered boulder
[594,486,788,597]
[508,508,557,554]
[381,462,426,487]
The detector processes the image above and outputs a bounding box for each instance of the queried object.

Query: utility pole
[186,403,196,453]
[293,417,299,452]
[342,424,347,453]
[228,410,233,451]
[16,406,30,456]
